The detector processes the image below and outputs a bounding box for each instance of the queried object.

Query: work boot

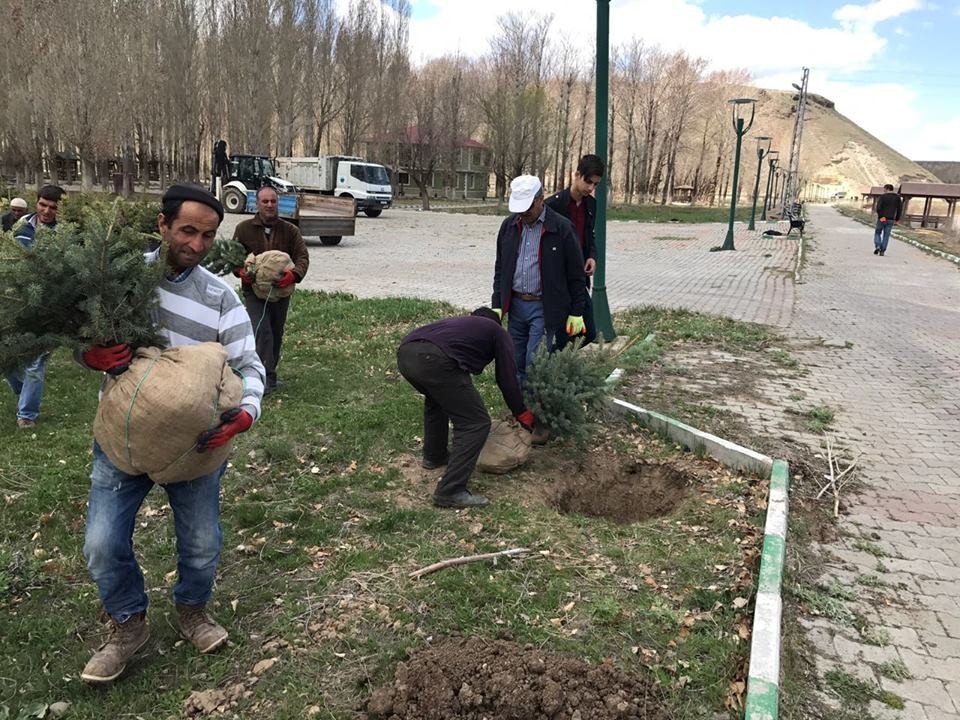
[422,456,448,470]
[177,603,228,654]
[16,418,36,429]
[432,490,489,509]
[80,612,149,684]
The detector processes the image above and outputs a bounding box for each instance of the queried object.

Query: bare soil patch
[546,459,691,524]
[366,635,669,720]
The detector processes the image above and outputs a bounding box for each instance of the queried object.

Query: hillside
[917,161,960,183]
[750,88,940,194]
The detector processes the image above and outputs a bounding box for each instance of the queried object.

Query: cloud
[403,0,953,158]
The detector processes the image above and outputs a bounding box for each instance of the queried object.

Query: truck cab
[275,155,393,217]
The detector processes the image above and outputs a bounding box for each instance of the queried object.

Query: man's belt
[513,292,542,301]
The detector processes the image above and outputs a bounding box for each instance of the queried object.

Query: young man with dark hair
[397,308,535,509]
[874,183,902,257]
[546,154,604,346]
[232,185,309,394]
[78,184,265,685]
[4,185,65,427]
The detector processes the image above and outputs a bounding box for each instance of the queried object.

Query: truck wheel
[223,188,245,213]
[320,236,342,246]
[364,208,383,218]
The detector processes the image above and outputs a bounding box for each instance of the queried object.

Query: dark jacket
[545,188,596,262]
[1,211,23,233]
[491,205,586,330]
[401,316,524,416]
[876,192,902,222]
[232,214,310,281]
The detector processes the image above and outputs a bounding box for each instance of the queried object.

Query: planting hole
[548,460,691,524]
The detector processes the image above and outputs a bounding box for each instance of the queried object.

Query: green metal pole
[592,0,616,341]
[747,147,764,231]
[720,117,745,251]
[761,160,775,221]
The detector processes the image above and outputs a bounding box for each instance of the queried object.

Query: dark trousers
[243,289,290,389]
[397,341,491,498]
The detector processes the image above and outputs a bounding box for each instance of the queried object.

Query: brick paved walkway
[789,207,960,719]
[219,210,796,327]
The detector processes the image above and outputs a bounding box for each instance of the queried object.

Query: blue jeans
[874,220,894,252]
[84,442,226,622]
[508,298,546,387]
[5,352,49,421]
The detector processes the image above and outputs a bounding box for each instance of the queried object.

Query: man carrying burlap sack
[232,185,309,395]
[397,308,536,509]
[77,185,265,685]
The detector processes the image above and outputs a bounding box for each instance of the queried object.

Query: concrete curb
[893,232,960,266]
[608,390,788,720]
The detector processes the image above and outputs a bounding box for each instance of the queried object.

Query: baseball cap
[10,198,27,209]
[508,175,543,213]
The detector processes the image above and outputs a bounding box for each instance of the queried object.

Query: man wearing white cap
[1,197,28,232]
[491,174,586,387]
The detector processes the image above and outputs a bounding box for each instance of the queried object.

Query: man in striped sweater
[79,185,265,685]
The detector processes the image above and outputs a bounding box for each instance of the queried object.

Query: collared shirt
[512,207,545,294]
[13,213,56,248]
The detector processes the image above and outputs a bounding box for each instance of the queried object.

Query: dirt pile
[546,459,691,524]
[366,636,668,720]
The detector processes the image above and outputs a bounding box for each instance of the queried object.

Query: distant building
[364,128,492,200]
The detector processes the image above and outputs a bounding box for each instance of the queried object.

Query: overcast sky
[397,0,960,162]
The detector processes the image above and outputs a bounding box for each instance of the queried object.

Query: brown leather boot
[531,423,551,446]
[80,612,149,684]
[176,603,228,654]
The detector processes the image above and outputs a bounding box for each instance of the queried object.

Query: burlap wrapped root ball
[477,418,531,474]
[94,343,244,484]
[244,250,295,302]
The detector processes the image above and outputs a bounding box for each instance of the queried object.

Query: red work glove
[273,270,296,289]
[516,410,535,432]
[196,408,253,452]
[82,343,133,375]
[236,268,253,287]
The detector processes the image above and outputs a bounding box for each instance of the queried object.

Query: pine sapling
[0,200,164,374]
[523,340,612,444]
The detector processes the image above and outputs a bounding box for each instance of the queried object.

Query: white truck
[275,155,393,217]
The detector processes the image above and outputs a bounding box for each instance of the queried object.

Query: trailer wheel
[364,208,383,218]
[320,236,342,246]
[223,188,246,213]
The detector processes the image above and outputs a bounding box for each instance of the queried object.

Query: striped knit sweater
[146,249,265,421]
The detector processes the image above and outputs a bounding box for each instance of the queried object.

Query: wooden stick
[409,548,532,580]
[816,451,863,499]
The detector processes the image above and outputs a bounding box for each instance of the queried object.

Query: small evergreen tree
[523,341,613,444]
[203,237,247,275]
[0,202,164,374]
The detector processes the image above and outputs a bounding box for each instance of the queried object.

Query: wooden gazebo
[671,185,694,204]
[897,182,960,229]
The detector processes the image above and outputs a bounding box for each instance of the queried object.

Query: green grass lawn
[441,203,755,223]
[1,293,768,719]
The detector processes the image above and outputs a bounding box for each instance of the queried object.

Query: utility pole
[592,0,616,341]
[780,67,809,215]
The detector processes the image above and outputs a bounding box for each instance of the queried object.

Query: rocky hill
[750,88,941,193]
[917,161,960,183]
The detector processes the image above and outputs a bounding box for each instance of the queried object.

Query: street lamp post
[747,136,772,231]
[719,98,756,251]
[761,151,779,221]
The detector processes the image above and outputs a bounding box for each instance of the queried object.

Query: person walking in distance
[232,185,309,394]
[874,183,902,257]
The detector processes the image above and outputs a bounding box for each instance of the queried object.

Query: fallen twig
[409,548,532,580]
[816,451,863,499]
